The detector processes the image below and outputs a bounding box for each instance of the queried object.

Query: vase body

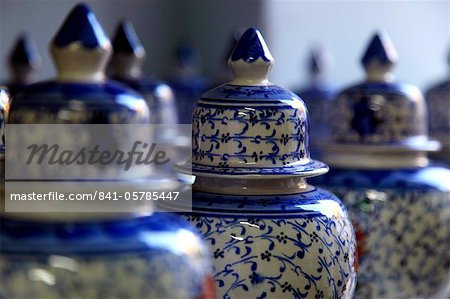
[0,213,212,299]
[311,166,450,298]
[183,187,357,298]
[425,79,450,165]
[9,81,149,124]
[175,27,357,299]
[113,77,178,125]
[294,83,336,160]
[170,76,209,124]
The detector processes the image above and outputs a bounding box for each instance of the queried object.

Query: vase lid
[8,33,41,83]
[9,3,149,125]
[322,31,439,169]
[50,3,111,82]
[175,27,328,179]
[109,20,146,79]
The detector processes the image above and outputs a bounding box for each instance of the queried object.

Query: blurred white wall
[264,0,449,90]
[1,0,448,90]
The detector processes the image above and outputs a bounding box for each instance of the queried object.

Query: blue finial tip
[309,46,328,74]
[9,33,41,67]
[230,27,273,63]
[112,20,144,56]
[53,3,110,49]
[361,31,398,67]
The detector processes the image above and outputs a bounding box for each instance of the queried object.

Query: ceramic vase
[0,4,213,299]
[294,46,337,160]
[169,44,209,124]
[425,49,450,165]
[175,27,357,299]
[109,20,179,131]
[3,33,41,97]
[312,31,450,298]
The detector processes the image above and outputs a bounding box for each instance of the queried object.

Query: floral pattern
[312,167,450,298]
[192,100,310,171]
[331,83,426,144]
[183,188,357,299]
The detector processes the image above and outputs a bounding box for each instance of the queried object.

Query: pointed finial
[53,3,109,49]
[8,33,41,83]
[230,27,273,63]
[112,20,145,57]
[361,31,398,68]
[8,33,41,69]
[110,20,145,79]
[50,3,112,82]
[228,27,273,85]
[308,45,333,77]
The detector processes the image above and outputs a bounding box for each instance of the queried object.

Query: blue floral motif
[331,81,428,147]
[183,188,357,298]
[190,100,323,176]
[312,166,450,298]
[202,84,299,101]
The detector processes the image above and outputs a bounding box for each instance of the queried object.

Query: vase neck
[193,176,312,195]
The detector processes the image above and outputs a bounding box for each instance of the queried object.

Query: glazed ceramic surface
[425,78,450,164]
[169,44,209,124]
[3,33,41,97]
[0,213,212,299]
[1,4,213,299]
[9,6,149,125]
[109,21,178,127]
[294,47,336,160]
[176,27,357,299]
[183,187,357,299]
[311,166,450,298]
[316,31,450,298]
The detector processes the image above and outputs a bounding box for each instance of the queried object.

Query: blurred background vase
[3,33,41,98]
[312,31,450,298]
[109,20,179,133]
[174,28,357,299]
[168,43,210,124]
[0,4,213,299]
[425,49,450,165]
[294,46,337,160]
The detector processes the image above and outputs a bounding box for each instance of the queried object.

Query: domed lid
[175,27,328,179]
[8,33,41,83]
[50,3,111,82]
[9,3,149,125]
[109,20,146,79]
[323,31,439,169]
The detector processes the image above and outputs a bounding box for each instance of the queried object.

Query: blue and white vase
[312,31,450,298]
[9,6,149,125]
[3,33,42,98]
[294,46,337,160]
[109,20,179,129]
[169,44,210,124]
[0,4,214,299]
[425,49,450,165]
[0,213,214,299]
[175,28,357,299]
